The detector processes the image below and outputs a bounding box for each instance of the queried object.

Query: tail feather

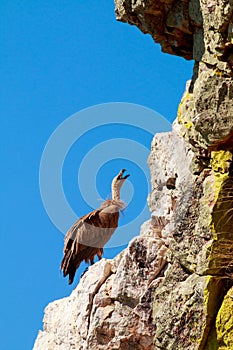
[68,271,75,285]
[61,245,103,284]
[61,250,73,277]
[61,249,82,283]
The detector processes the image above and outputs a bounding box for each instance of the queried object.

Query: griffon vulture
[61,169,130,284]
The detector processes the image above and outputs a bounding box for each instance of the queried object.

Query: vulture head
[111,169,130,200]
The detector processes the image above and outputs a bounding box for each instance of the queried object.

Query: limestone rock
[147,125,232,349]
[115,0,194,59]
[33,259,112,350]
[114,0,233,67]
[177,70,233,149]
[114,0,233,149]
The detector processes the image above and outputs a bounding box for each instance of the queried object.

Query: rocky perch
[33,1,233,349]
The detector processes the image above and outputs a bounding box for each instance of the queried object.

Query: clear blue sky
[0,2,193,349]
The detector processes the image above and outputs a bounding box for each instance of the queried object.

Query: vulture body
[61,169,129,284]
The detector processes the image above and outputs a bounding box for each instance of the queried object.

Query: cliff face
[33,1,233,349]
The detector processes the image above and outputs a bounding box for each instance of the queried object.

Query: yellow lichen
[210,150,232,174]
[209,150,232,236]
[216,287,233,350]
[199,276,223,349]
[213,68,224,77]
[200,151,233,349]
[210,151,232,195]
[177,91,193,130]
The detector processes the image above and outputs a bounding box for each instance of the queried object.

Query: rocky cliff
[33,1,233,349]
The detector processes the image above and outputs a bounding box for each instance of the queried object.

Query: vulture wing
[61,206,119,284]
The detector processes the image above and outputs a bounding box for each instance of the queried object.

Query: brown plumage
[61,169,130,284]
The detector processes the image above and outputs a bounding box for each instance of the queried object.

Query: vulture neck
[112,188,121,201]
[101,179,126,213]
[111,183,122,201]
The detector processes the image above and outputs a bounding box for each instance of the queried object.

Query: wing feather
[60,207,119,284]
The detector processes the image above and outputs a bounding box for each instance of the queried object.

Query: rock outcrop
[33,1,233,349]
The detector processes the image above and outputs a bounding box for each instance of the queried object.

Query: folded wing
[61,207,119,284]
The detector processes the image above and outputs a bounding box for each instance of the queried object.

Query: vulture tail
[61,250,82,284]
[61,250,73,277]
[68,271,75,285]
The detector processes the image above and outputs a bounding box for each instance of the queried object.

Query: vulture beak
[118,169,130,180]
